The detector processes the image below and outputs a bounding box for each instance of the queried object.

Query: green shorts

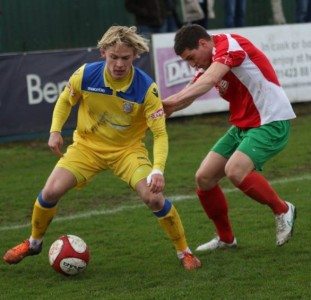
[211,120,291,170]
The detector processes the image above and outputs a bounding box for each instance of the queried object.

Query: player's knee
[225,164,243,186]
[195,169,206,185]
[195,169,214,190]
[42,175,73,202]
[41,184,64,203]
[41,189,60,204]
[140,191,163,211]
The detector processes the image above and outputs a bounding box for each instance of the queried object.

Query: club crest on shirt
[123,101,134,113]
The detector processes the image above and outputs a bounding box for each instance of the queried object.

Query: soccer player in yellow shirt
[3,26,201,270]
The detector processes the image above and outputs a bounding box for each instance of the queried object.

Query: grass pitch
[0,103,310,299]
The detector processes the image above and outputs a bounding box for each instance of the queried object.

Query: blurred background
[0,0,309,142]
[0,0,297,53]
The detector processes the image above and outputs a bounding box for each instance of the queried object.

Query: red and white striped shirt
[199,34,296,128]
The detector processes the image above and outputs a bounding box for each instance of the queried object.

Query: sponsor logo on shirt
[87,86,106,93]
[150,108,164,119]
[215,80,229,96]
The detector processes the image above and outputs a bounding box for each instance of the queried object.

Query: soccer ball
[48,234,90,276]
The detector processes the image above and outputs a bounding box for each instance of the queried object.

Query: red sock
[238,171,287,215]
[196,185,234,243]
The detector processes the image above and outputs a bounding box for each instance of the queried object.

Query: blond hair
[97,26,149,55]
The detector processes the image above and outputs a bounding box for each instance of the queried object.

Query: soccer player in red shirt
[163,24,296,251]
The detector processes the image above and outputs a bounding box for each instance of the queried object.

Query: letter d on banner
[27,74,43,105]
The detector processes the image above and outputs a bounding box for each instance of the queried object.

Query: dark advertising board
[0,48,151,141]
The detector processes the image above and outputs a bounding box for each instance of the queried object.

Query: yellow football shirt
[50,61,168,172]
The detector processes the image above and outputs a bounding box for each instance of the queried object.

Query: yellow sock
[31,199,57,239]
[157,204,188,252]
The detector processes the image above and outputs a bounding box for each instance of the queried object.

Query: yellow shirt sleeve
[50,66,84,132]
[144,83,168,172]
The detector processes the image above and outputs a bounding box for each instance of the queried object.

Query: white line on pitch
[0,174,310,232]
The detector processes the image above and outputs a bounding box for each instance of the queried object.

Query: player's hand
[48,131,64,157]
[147,169,165,194]
[162,97,176,118]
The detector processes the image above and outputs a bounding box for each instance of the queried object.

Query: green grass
[0,103,310,299]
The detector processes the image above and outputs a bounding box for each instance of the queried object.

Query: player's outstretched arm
[162,94,197,118]
[163,62,230,117]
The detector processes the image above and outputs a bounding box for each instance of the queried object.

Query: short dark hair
[174,24,211,56]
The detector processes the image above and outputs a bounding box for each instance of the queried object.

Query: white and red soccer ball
[48,234,90,276]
